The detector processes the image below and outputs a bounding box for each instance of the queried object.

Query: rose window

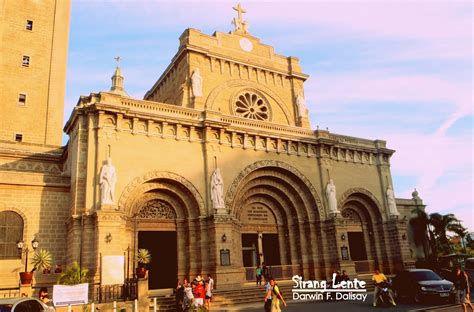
[234,92,269,121]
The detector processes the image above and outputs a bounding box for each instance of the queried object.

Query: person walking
[262,262,270,282]
[264,278,272,312]
[205,274,214,311]
[256,264,263,286]
[183,279,194,311]
[270,277,287,312]
[175,279,184,312]
[455,267,473,312]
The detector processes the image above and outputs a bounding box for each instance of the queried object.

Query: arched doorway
[240,203,279,267]
[339,191,384,274]
[136,199,178,289]
[227,161,323,280]
[120,172,204,289]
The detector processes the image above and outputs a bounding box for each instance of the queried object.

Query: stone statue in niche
[99,158,117,205]
[191,68,203,97]
[296,92,308,118]
[386,186,400,216]
[211,168,225,210]
[326,179,339,214]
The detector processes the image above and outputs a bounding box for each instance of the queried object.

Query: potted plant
[136,248,151,279]
[20,249,53,285]
[57,261,88,285]
[32,249,53,274]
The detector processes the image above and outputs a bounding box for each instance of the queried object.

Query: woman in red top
[194,276,205,307]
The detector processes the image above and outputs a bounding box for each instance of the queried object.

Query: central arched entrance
[240,203,279,268]
[227,161,323,280]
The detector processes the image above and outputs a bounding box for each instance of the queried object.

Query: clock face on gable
[239,38,253,52]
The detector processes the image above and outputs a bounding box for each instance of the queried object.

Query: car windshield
[411,271,442,281]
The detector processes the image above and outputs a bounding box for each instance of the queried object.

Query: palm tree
[410,207,433,260]
[448,221,468,253]
[429,213,459,255]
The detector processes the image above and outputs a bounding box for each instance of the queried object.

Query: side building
[0,0,71,288]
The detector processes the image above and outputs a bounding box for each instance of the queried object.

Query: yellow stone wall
[0,144,70,287]
[145,29,309,128]
[0,0,70,146]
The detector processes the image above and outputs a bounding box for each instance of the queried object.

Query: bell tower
[144,3,311,128]
[0,0,71,146]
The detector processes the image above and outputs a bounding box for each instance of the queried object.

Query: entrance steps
[148,281,294,311]
[148,276,376,311]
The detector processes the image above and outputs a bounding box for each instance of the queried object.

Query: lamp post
[17,237,39,285]
[17,237,39,272]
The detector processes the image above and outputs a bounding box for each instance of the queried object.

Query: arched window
[0,211,24,259]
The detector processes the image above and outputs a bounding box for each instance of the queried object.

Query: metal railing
[92,279,137,303]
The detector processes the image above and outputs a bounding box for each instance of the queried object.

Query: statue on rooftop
[191,68,203,97]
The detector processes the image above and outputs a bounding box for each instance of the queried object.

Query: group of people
[255,263,270,286]
[175,274,214,311]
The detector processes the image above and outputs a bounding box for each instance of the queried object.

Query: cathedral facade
[0,2,424,290]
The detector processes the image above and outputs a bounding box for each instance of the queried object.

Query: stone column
[188,219,200,277]
[277,225,288,265]
[309,221,323,279]
[298,221,312,279]
[287,222,299,266]
[257,232,264,264]
[176,219,187,280]
[211,215,246,287]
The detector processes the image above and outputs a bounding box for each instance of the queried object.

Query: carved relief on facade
[138,200,176,220]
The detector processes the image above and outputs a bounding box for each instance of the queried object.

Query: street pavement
[221,294,461,312]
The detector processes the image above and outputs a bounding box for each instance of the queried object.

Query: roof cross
[232,3,249,33]
[114,56,121,66]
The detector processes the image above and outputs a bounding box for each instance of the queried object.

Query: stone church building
[0,2,425,290]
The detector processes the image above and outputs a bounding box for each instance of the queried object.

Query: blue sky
[65,1,473,230]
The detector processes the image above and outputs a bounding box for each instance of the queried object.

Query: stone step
[148,277,376,310]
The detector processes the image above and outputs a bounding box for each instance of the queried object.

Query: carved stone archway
[118,171,205,217]
[225,160,324,220]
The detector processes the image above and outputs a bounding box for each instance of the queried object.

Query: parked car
[0,297,55,312]
[392,269,455,303]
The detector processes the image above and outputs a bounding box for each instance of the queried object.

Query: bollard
[67,305,72,312]
[134,298,138,312]
[153,297,157,312]
[113,300,116,312]
[91,302,95,311]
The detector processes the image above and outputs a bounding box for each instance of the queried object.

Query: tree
[57,261,88,285]
[448,222,468,253]
[410,207,432,259]
[429,213,459,255]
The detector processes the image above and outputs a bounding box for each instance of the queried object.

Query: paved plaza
[227,294,460,312]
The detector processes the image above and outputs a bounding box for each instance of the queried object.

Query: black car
[392,269,455,303]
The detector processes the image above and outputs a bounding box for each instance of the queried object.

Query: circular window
[233,91,270,121]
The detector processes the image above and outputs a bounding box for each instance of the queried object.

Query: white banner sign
[101,255,125,285]
[53,283,89,306]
